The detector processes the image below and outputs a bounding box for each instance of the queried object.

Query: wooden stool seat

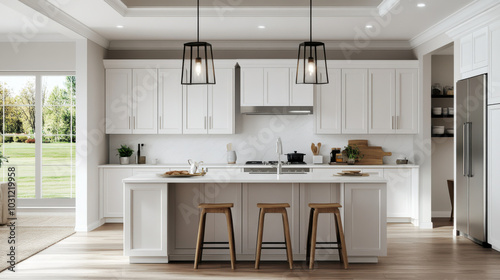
[307,203,348,269]
[194,203,236,270]
[199,203,234,209]
[257,203,290,208]
[255,203,293,270]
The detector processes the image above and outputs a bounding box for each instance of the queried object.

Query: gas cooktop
[245,161,307,165]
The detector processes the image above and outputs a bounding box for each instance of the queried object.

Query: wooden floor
[2,223,500,279]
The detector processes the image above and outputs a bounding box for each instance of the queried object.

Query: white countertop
[122,172,387,184]
[100,163,418,169]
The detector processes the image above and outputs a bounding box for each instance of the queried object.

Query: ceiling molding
[0,33,75,43]
[446,4,500,39]
[103,0,377,17]
[409,0,500,49]
[377,0,400,17]
[18,0,109,48]
[108,40,412,51]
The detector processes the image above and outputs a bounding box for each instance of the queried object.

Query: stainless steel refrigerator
[455,74,490,247]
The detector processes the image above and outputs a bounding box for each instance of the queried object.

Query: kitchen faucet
[276,137,283,175]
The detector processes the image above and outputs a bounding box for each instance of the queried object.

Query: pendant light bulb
[307,57,315,76]
[195,57,202,76]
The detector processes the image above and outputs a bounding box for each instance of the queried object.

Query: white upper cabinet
[158,69,183,134]
[240,68,264,106]
[368,69,396,134]
[290,68,314,106]
[105,68,158,134]
[489,22,500,105]
[460,26,489,75]
[342,69,368,134]
[132,69,158,134]
[104,60,236,135]
[106,69,132,134]
[208,68,235,134]
[396,69,419,134]
[183,85,208,134]
[264,68,290,106]
[472,27,489,70]
[239,60,313,107]
[184,67,235,134]
[315,69,341,134]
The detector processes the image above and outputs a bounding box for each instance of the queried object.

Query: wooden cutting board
[348,140,391,165]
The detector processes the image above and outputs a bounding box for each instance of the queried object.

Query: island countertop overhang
[122,173,387,184]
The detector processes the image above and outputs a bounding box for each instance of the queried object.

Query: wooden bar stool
[255,203,293,270]
[194,203,236,269]
[306,203,348,269]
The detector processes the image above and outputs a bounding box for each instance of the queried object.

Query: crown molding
[18,0,109,48]
[108,40,412,51]
[0,33,75,43]
[445,4,500,39]
[377,0,400,17]
[104,0,378,17]
[409,0,500,49]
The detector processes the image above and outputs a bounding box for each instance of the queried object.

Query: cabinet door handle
[204,116,207,129]
[396,116,399,129]
[392,116,395,129]
[134,116,136,130]
[159,116,162,129]
[209,116,212,129]
[129,116,131,129]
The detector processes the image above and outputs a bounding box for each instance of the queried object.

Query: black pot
[286,151,305,163]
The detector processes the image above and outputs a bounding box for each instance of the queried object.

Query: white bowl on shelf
[446,129,454,135]
[448,107,454,115]
[433,126,445,135]
[432,107,442,115]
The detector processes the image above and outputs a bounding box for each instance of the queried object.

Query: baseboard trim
[75,219,104,232]
[419,221,434,229]
[17,207,75,212]
[387,217,412,223]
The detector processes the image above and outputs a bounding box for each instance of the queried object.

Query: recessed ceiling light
[258,25,266,29]
[365,24,373,29]
[417,3,426,7]
[116,25,124,28]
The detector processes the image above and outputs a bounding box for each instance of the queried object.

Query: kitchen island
[122,171,387,264]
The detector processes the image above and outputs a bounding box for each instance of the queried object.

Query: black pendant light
[181,0,216,85]
[296,0,328,84]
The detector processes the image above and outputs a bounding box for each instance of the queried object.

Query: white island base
[123,173,387,264]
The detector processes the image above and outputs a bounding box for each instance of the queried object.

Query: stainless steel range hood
[240,106,313,115]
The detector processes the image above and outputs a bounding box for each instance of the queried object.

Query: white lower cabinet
[488,105,500,250]
[241,183,300,257]
[344,183,387,257]
[100,168,133,219]
[384,169,413,220]
[124,183,168,260]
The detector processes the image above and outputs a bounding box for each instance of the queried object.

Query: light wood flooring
[1,222,500,279]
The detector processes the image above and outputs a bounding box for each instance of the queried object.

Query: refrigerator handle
[463,123,467,177]
[468,122,473,177]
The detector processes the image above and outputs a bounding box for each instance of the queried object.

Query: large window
[0,73,76,204]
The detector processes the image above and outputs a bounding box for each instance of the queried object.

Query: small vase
[227,151,237,164]
[120,157,130,165]
[347,158,356,165]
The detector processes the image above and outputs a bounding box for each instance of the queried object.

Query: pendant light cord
[310,0,312,43]
[197,0,200,42]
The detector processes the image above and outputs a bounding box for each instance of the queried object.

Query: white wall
[431,55,454,217]
[108,114,415,165]
[0,42,75,71]
[75,39,108,232]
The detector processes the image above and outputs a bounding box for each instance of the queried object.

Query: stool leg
[225,208,236,270]
[194,209,207,269]
[309,209,319,269]
[255,208,265,269]
[334,209,348,269]
[281,209,293,270]
[306,208,314,264]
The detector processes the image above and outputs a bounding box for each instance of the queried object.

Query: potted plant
[117,145,134,165]
[344,145,363,165]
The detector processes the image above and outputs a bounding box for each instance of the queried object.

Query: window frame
[0,71,76,207]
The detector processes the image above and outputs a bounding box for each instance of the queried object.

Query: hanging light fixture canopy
[181,0,216,85]
[296,0,328,84]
